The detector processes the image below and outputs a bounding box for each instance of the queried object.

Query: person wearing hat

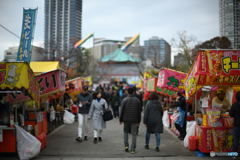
[212,89,230,113]
[76,86,92,142]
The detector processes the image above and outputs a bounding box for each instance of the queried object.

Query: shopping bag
[102,109,113,121]
[15,125,41,160]
[63,110,75,124]
[162,110,170,128]
[184,121,196,148]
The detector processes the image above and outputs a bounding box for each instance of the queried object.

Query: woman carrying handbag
[88,91,109,144]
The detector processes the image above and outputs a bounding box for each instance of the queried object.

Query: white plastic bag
[15,125,41,160]
[162,110,170,128]
[63,110,75,124]
[183,121,196,148]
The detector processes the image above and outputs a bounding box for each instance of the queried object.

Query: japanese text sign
[146,78,157,92]
[0,62,39,101]
[35,70,66,95]
[17,8,37,63]
[157,68,186,92]
[185,50,240,98]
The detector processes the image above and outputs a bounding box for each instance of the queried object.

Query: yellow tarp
[30,61,60,74]
[0,62,39,101]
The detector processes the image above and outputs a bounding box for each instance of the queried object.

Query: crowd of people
[63,83,189,154]
[65,83,240,154]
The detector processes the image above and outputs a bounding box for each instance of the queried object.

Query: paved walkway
[36,118,231,160]
[0,118,233,160]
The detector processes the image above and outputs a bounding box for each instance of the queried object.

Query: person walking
[76,86,92,142]
[143,92,163,152]
[119,87,141,154]
[174,91,187,140]
[230,91,240,152]
[88,92,108,144]
[111,90,121,118]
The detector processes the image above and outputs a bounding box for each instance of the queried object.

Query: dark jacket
[144,100,163,133]
[77,92,92,114]
[111,94,121,109]
[176,95,186,110]
[119,95,141,123]
[230,102,240,127]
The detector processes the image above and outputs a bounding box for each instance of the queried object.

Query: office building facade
[220,0,240,48]
[144,37,171,67]
[45,0,82,60]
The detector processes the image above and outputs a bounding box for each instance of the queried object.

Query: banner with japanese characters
[35,70,66,96]
[146,78,157,92]
[156,87,177,97]
[157,68,187,92]
[185,50,240,98]
[0,62,39,101]
[17,8,37,62]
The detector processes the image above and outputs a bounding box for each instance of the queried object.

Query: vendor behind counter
[212,89,230,113]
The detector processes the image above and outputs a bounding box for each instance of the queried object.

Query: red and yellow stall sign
[35,69,66,96]
[185,50,240,98]
[0,62,39,102]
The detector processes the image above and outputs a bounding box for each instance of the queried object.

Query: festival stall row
[184,49,240,153]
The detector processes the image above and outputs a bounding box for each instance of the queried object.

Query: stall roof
[185,49,240,98]
[0,62,40,102]
[100,49,139,63]
[30,61,60,73]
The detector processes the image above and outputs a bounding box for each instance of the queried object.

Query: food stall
[0,62,40,153]
[184,49,240,153]
[30,62,66,134]
[156,68,190,134]
[35,69,66,133]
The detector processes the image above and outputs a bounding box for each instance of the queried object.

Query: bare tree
[171,31,198,72]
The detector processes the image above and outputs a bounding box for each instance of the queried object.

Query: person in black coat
[230,91,240,152]
[143,92,163,152]
[119,87,141,154]
[111,90,121,118]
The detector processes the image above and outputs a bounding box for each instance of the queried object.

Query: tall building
[44,0,82,60]
[220,0,240,48]
[144,37,171,67]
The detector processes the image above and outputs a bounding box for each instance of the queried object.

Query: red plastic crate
[0,129,17,153]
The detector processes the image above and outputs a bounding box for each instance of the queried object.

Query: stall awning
[30,61,60,74]
[185,50,240,98]
[0,62,39,102]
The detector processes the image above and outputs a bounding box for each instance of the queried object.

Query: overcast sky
[0,0,219,60]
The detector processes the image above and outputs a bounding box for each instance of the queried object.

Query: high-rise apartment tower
[45,0,82,60]
[220,0,240,48]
